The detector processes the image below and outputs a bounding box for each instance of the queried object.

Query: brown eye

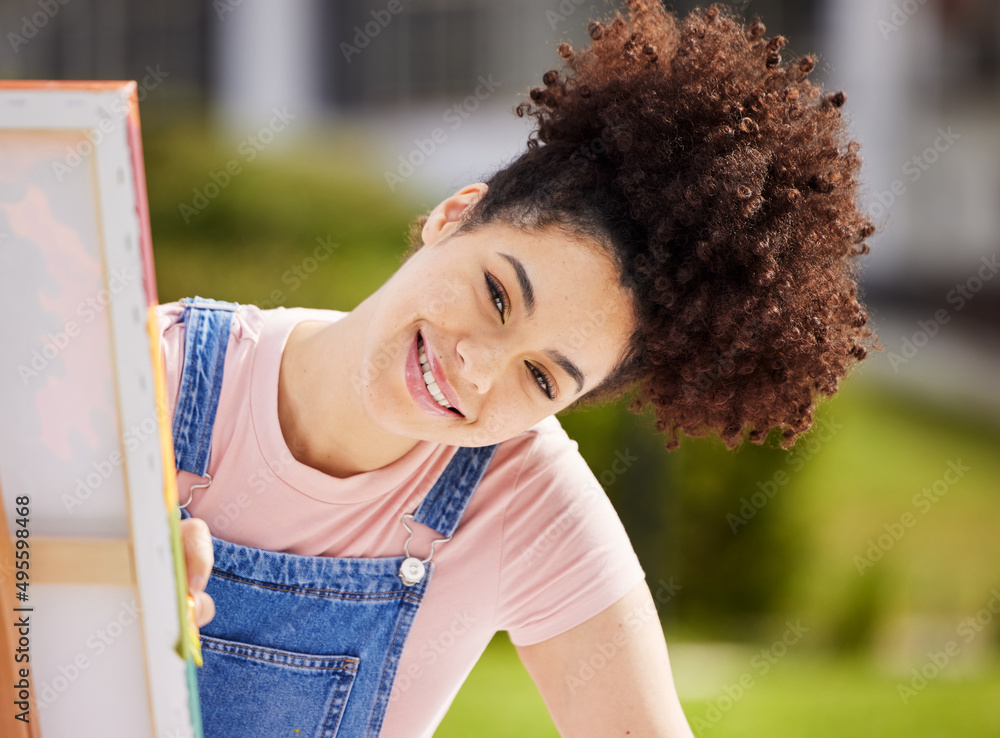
[485,273,509,323]
[526,362,555,400]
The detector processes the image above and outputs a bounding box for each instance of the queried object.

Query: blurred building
[2,0,998,408]
[819,0,1000,416]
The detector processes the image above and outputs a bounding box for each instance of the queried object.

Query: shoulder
[490,414,597,496]
[494,414,579,463]
[155,299,347,350]
[154,299,266,344]
[486,415,617,551]
[490,415,647,646]
[154,300,348,417]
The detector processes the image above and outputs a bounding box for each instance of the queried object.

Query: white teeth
[418,335,453,409]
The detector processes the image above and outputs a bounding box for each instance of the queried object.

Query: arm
[515,579,694,738]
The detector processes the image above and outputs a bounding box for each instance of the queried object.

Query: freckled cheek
[414,271,471,321]
[477,393,534,436]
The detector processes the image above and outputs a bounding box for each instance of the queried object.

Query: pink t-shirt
[155,301,645,738]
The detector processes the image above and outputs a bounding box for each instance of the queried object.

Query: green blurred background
[143,122,1000,736]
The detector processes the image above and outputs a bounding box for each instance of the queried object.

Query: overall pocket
[197,634,360,738]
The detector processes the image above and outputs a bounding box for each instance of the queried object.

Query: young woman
[168,2,875,736]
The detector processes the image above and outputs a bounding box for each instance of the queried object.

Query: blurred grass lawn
[437,632,1000,737]
[143,122,1000,736]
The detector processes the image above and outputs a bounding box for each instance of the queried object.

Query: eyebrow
[546,349,585,395]
[497,252,586,394]
[499,252,534,316]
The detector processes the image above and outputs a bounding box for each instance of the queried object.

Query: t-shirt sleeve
[495,423,647,647]
[153,301,188,423]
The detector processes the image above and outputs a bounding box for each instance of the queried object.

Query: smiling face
[355,193,635,448]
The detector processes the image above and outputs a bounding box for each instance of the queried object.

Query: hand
[180,516,216,627]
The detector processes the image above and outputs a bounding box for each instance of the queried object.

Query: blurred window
[323,0,491,108]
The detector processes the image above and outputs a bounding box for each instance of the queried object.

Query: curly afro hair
[405,0,878,451]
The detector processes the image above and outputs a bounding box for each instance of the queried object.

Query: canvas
[0,81,200,738]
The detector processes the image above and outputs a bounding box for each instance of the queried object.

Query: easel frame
[0,81,198,737]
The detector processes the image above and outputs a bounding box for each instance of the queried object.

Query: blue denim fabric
[172,298,498,737]
[172,296,239,477]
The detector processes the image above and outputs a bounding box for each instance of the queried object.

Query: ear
[421,182,489,245]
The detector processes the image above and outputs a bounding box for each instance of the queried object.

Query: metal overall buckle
[177,474,212,515]
[398,513,452,587]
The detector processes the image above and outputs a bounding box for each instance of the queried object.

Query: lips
[419,331,464,416]
[404,330,464,418]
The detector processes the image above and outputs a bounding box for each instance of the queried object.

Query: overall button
[399,557,425,586]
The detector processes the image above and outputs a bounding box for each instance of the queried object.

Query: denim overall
[171,297,498,737]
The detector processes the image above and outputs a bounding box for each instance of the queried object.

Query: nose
[455,336,500,394]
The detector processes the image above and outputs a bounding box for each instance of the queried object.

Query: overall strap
[412,443,499,538]
[171,296,241,477]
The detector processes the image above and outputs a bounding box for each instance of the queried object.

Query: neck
[277,302,420,479]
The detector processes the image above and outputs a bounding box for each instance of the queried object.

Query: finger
[180,517,214,592]
[193,591,216,628]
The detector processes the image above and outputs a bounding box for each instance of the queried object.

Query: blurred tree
[662,429,805,637]
[562,399,806,638]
